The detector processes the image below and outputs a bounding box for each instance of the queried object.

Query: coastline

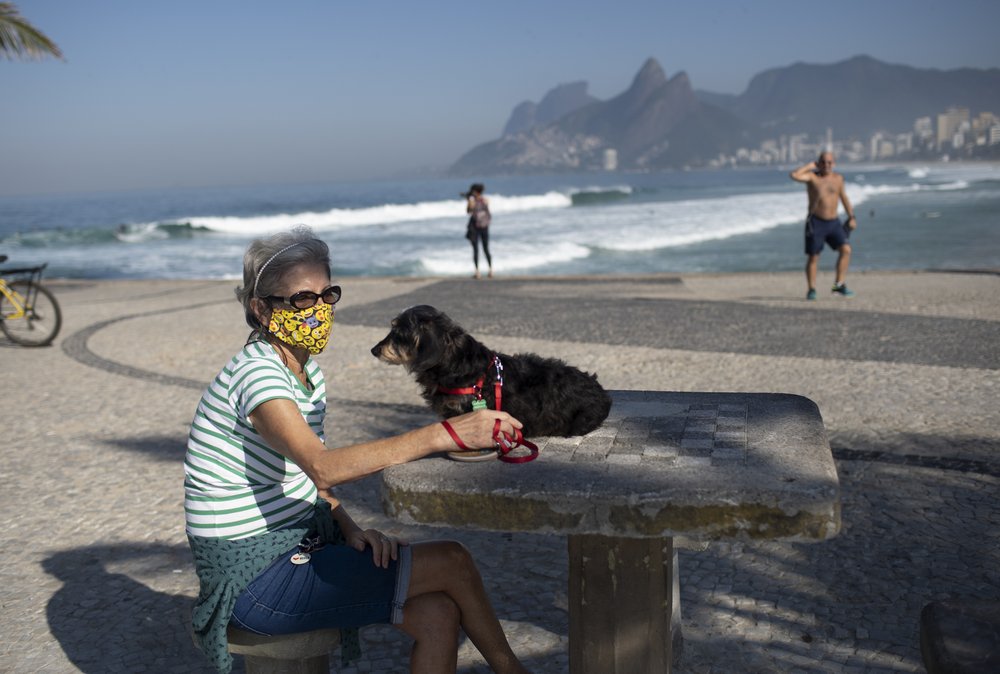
[4,161,999,280]
[3,269,998,672]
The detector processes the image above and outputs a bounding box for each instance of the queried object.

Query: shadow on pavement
[41,543,226,673]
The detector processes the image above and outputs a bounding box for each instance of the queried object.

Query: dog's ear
[412,331,443,370]
[405,307,445,371]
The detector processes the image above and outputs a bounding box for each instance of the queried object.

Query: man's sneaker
[806,288,817,301]
[831,283,855,297]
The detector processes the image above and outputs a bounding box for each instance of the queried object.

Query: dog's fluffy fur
[370,305,612,438]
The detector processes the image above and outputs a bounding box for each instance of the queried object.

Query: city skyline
[712,104,1000,169]
[3,0,1000,197]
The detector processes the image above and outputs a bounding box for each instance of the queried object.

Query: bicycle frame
[0,280,25,319]
[0,265,47,320]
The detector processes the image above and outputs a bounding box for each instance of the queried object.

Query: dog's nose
[370,345,380,357]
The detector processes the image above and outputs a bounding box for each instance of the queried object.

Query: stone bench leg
[920,600,1000,674]
[568,534,681,674]
[227,626,342,674]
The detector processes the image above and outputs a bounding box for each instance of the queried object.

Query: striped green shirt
[184,342,325,540]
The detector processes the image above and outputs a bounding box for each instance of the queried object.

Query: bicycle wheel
[0,280,63,346]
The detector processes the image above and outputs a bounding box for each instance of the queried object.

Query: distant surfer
[790,151,857,300]
[463,183,493,279]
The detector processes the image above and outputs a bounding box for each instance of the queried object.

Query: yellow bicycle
[0,255,62,346]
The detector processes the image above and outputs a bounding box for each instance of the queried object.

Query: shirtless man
[790,151,857,299]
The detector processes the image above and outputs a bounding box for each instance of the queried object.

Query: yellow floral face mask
[267,303,333,355]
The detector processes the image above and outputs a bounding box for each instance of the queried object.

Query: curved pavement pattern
[1,271,997,673]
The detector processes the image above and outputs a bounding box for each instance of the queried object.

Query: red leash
[437,355,538,463]
[492,419,538,463]
[441,419,538,464]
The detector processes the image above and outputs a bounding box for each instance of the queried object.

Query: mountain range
[449,55,1000,175]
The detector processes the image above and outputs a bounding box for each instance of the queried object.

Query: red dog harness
[437,355,539,463]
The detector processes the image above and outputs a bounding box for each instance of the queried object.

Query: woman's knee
[410,540,477,591]
[423,539,474,570]
[442,539,474,567]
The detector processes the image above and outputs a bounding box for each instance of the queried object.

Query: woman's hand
[347,528,407,568]
[440,410,523,451]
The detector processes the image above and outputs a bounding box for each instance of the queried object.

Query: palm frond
[0,2,64,61]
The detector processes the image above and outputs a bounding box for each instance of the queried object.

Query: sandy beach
[1,270,997,673]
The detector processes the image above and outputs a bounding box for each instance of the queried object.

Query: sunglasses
[266,285,341,310]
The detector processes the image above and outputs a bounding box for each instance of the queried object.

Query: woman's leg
[398,592,460,674]
[405,540,528,674]
[480,229,493,276]
[470,233,481,277]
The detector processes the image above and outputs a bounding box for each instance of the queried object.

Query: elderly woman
[185,226,528,674]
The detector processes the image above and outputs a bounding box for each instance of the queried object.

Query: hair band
[253,241,304,297]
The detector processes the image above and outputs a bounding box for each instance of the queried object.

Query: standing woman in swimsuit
[464,183,493,278]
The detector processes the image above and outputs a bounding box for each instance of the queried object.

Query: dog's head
[370,305,466,372]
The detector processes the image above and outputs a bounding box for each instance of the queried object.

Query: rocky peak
[627,58,669,100]
[537,82,597,123]
[502,80,599,137]
[667,71,692,91]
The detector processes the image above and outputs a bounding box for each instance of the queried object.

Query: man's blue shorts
[804,214,849,255]
[230,542,412,635]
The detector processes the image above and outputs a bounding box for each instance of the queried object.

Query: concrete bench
[381,390,841,673]
[920,600,1000,674]
[226,625,341,674]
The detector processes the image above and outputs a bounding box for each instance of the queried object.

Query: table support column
[568,534,681,674]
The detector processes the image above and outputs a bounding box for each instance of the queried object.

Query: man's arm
[839,178,857,229]
[790,161,817,183]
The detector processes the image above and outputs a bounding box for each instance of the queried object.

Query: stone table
[381,390,841,673]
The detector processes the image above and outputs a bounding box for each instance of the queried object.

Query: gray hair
[235,226,332,342]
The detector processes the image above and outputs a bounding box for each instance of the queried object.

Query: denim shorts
[230,543,412,635]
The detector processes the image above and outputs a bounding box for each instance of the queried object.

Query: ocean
[1,163,998,280]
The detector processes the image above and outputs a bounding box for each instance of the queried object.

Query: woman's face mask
[267,303,333,355]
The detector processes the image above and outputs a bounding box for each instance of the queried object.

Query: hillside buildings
[708,105,1000,168]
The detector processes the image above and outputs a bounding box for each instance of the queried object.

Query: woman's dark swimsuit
[467,197,492,269]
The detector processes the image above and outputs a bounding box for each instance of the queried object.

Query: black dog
[370,305,612,437]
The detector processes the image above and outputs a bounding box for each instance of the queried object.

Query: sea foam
[166,191,573,235]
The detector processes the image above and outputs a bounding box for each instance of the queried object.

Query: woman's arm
[320,490,403,567]
[248,399,521,490]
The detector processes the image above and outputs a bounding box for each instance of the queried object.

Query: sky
[2,0,999,197]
